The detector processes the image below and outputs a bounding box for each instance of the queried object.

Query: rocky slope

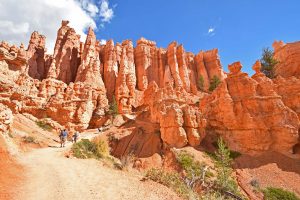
[0,20,300,157]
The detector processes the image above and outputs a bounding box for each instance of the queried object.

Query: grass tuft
[263,187,300,200]
[36,121,53,131]
[23,136,37,143]
[145,168,196,199]
[72,138,110,159]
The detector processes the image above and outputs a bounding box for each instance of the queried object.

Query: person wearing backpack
[60,129,68,147]
[72,131,79,143]
[59,129,63,147]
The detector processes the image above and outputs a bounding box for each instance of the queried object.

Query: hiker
[72,131,79,143]
[60,129,68,147]
[58,128,63,147]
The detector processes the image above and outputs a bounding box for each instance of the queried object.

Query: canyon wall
[0,20,300,156]
[273,40,300,79]
[200,61,300,154]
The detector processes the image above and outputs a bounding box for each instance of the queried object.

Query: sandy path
[16,141,181,200]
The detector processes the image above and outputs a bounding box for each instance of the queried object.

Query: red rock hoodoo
[0,20,300,156]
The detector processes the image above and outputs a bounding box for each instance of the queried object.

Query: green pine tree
[215,138,238,194]
[260,47,279,79]
[108,95,119,117]
[197,75,205,91]
[209,75,221,92]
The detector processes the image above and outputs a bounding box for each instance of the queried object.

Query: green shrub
[23,136,37,143]
[72,138,110,159]
[250,179,260,188]
[263,187,299,200]
[215,138,240,195]
[8,131,13,138]
[108,95,119,117]
[197,75,205,91]
[210,141,241,160]
[229,150,242,159]
[145,168,195,199]
[120,153,135,170]
[209,75,221,92]
[93,137,110,157]
[200,191,226,200]
[36,121,53,131]
[260,48,279,79]
[175,150,209,188]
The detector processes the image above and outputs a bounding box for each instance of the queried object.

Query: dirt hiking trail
[15,140,181,200]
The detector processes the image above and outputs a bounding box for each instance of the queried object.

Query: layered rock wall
[273,40,300,78]
[144,82,207,148]
[15,21,225,115]
[1,20,300,155]
[200,61,299,154]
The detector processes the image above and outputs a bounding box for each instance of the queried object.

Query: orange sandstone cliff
[0,20,300,157]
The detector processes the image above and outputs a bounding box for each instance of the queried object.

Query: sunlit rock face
[200,61,299,154]
[273,40,300,79]
[0,20,299,155]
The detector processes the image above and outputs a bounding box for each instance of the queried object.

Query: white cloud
[100,39,107,45]
[99,0,114,22]
[208,28,215,33]
[79,0,99,17]
[87,3,99,17]
[207,27,216,36]
[0,20,30,34]
[0,0,115,54]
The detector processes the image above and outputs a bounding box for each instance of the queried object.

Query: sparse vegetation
[260,47,279,79]
[120,153,135,170]
[263,187,300,200]
[145,168,195,199]
[209,75,221,92]
[72,138,110,159]
[175,150,210,188]
[250,179,260,188]
[8,131,13,138]
[36,120,53,131]
[209,141,242,160]
[23,136,37,143]
[200,191,227,200]
[197,75,205,91]
[108,95,119,117]
[146,142,245,199]
[229,150,242,160]
[214,138,241,197]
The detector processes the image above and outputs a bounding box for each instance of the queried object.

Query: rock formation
[0,20,299,156]
[115,40,137,114]
[103,40,118,101]
[200,61,299,154]
[135,38,159,91]
[144,82,206,148]
[27,31,46,80]
[75,27,105,90]
[51,20,81,84]
[273,40,300,78]
[0,104,13,134]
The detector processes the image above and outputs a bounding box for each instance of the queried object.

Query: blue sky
[93,0,300,74]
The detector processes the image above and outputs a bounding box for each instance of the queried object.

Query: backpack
[63,131,67,137]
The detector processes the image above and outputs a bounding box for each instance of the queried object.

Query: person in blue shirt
[59,129,68,147]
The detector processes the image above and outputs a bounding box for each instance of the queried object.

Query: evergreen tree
[108,95,119,117]
[209,75,221,92]
[197,75,204,91]
[215,138,238,194]
[260,47,279,79]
